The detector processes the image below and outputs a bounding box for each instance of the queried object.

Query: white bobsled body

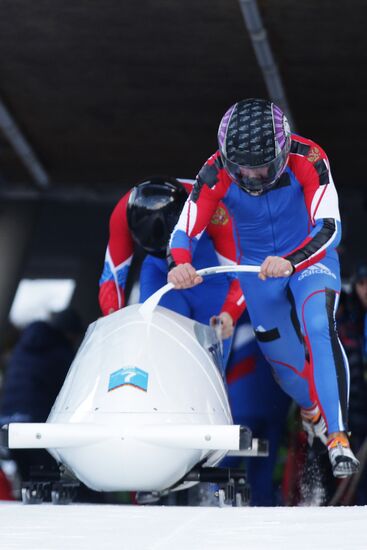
[8,304,238,492]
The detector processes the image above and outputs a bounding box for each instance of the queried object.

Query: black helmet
[126,176,188,258]
[218,98,291,195]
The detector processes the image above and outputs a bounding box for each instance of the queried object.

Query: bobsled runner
[0,265,268,505]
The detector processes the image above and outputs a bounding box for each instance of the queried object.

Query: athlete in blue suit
[168,99,359,478]
[99,176,245,366]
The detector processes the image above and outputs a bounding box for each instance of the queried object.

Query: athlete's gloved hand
[210,312,234,339]
[259,256,293,280]
[168,263,203,289]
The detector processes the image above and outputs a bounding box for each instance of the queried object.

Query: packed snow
[1,502,367,550]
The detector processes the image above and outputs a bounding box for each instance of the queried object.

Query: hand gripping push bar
[139,264,261,320]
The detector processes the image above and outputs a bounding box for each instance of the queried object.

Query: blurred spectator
[0,321,21,500]
[0,308,84,483]
[348,262,367,360]
[282,265,367,506]
[333,264,367,504]
[0,322,20,384]
[337,282,367,450]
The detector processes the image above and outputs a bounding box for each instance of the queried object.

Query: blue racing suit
[99,180,245,367]
[169,136,349,434]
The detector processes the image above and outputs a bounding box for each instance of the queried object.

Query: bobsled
[1,266,268,505]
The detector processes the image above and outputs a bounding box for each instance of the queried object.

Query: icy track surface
[1,503,367,550]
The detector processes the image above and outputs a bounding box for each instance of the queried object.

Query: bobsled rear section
[50,303,231,422]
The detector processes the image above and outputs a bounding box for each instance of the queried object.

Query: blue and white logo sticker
[108,366,149,392]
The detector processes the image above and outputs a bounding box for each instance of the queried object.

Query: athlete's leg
[289,258,359,477]
[239,273,312,409]
[289,256,349,434]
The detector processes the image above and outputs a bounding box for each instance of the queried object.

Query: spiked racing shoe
[327,434,360,479]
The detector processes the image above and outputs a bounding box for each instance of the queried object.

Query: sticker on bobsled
[108,367,149,392]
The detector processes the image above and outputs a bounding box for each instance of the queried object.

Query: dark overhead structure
[238,0,294,129]
[0,100,49,188]
[0,0,366,336]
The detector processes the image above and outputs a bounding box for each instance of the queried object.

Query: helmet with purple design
[217,98,291,195]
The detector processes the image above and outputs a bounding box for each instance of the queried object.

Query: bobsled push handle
[196,265,260,277]
[139,264,261,319]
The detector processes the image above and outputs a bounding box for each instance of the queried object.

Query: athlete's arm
[98,192,134,315]
[205,201,245,323]
[284,137,341,272]
[168,152,231,287]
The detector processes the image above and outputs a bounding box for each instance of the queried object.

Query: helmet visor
[223,137,291,195]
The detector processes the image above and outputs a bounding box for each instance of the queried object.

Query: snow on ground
[1,502,367,550]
